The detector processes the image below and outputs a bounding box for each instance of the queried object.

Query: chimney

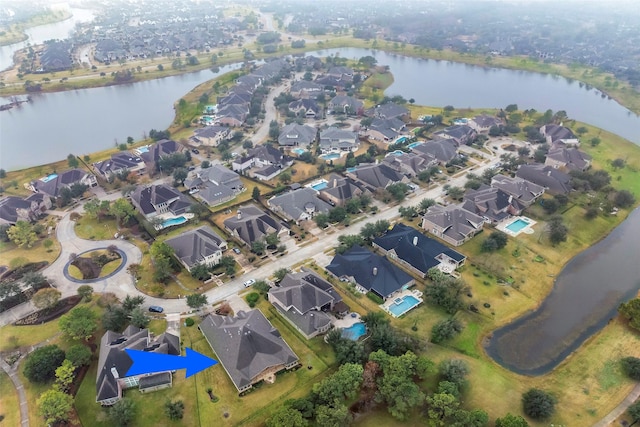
[373,267,378,276]
[508,195,513,204]
[237,211,242,220]
[547,170,552,176]
[110,367,119,379]
[333,179,337,187]
[413,236,418,246]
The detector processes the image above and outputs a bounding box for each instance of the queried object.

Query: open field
[0,371,20,426]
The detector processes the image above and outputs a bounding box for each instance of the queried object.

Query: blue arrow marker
[125,348,217,378]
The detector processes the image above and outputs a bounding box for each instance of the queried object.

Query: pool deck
[381,289,424,318]
[496,215,537,237]
[333,312,362,329]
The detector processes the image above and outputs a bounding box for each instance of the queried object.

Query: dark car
[233,248,241,254]
[192,148,200,154]
[148,306,164,313]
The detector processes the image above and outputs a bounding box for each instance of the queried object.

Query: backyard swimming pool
[407,141,423,149]
[292,148,307,155]
[160,216,188,229]
[41,173,58,182]
[395,136,408,144]
[320,152,341,160]
[389,150,405,156]
[506,218,530,233]
[341,322,366,341]
[387,295,422,317]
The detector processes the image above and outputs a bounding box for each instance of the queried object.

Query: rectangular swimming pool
[320,153,341,160]
[388,295,422,317]
[506,218,530,233]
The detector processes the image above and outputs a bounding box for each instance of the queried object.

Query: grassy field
[0,232,62,268]
[0,371,20,426]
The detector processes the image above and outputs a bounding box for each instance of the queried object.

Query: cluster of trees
[157,151,190,175]
[0,270,50,312]
[150,241,181,284]
[619,298,640,331]
[481,231,508,252]
[84,198,136,227]
[425,268,470,314]
[102,294,148,331]
[547,215,568,246]
[189,255,235,280]
[251,233,285,256]
[398,198,436,220]
[332,219,390,254]
[314,195,372,229]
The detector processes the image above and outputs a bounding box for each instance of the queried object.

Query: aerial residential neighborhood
[0,1,639,427]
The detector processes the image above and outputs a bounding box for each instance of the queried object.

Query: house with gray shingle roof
[365,103,410,120]
[327,95,363,115]
[382,151,437,178]
[516,164,572,195]
[318,174,368,207]
[365,118,408,142]
[326,245,415,301]
[540,124,579,146]
[93,152,146,179]
[223,204,288,247]
[190,126,231,147]
[421,204,484,247]
[462,184,525,224]
[434,125,477,146]
[411,139,457,164]
[28,169,97,198]
[290,80,323,98]
[198,310,299,393]
[96,326,179,406]
[288,99,321,119]
[545,143,591,171]
[347,163,409,191]
[138,139,185,174]
[468,114,503,133]
[277,123,317,147]
[491,175,545,207]
[319,127,358,153]
[373,223,466,278]
[267,187,332,223]
[129,184,193,220]
[0,194,51,225]
[165,226,227,271]
[269,269,345,339]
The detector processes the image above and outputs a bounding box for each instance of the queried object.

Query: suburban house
[129,184,193,220]
[288,99,321,119]
[277,123,317,147]
[27,169,98,198]
[315,74,348,89]
[216,104,249,127]
[433,125,477,146]
[96,326,180,406]
[267,188,332,223]
[318,174,368,207]
[491,175,545,207]
[411,139,458,164]
[327,95,363,115]
[372,223,466,277]
[164,226,228,272]
[232,145,293,181]
[365,103,410,121]
[346,163,409,191]
[223,204,289,247]
[462,185,526,224]
[93,152,146,179]
[319,127,359,153]
[289,80,323,99]
[468,114,503,133]
[540,124,579,145]
[382,151,438,178]
[137,139,185,174]
[326,245,415,301]
[0,194,51,225]
[421,204,485,246]
[516,164,572,195]
[545,144,592,171]
[327,66,354,80]
[268,269,348,339]
[40,41,73,71]
[198,310,299,393]
[184,164,244,206]
[365,118,408,142]
[189,126,231,147]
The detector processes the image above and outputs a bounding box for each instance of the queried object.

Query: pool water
[161,216,188,228]
[41,173,58,182]
[341,322,366,341]
[390,150,405,156]
[506,218,530,233]
[320,153,341,160]
[408,141,423,149]
[395,136,408,144]
[311,181,328,191]
[137,145,150,153]
[292,148,307,155]
[346,167,357,173]
[388,295,421,317]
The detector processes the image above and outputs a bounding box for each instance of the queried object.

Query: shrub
[522,388,556,420]
[366,292,384,305]
[246,292,260,308]
[184,317,195,327]
[165,399,185,420]
[23,345,65,383]
[431,319,464,343]
[621,356,640,380]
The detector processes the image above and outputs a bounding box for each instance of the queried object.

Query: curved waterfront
[485,208,640,376]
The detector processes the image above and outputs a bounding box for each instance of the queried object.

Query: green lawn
[74,216,119,240]
[0,371,20,426]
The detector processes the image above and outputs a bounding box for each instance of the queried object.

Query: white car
[243,279,255,287]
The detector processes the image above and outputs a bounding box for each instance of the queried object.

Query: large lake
[485,208,640,375]
[1,48,640,170]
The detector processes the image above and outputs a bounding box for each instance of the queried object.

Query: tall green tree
[186,293,208,310]
[425,393,459,426]
[37,389,73,425]
[67,153,79,168]
[59,306,98,341]
[23,345,65,383]
[32,288,61,311]
[66,344,92,367]
[619,298,640,331]
[266,407,308,427]
[129,307,149,328]
[109,198,135,226]
[7,221,37,248]
[54,359,76,392]
[495,413,530,427]
[108,397,136,426]
[77,284,94,302]
[521,388,556,420]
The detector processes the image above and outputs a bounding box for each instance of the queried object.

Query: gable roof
[223,204,288,245]
[249,145,292,166]
[434,125,476,145]
[130,184,192,216]
[140,139,183,165]
[30,169,92,197]
[268,188,332,220]
[491,175,545,204]
[423,204,485,242]
[350,163,406,189]
[540,124,577,143]
[471,114,502,128]
[545,145,591,170]
[277,123,317,146]
[165,226,227,269]
[516,164,572,194]
[382,151,436,176]
[369,117,406,139]
[326,246,414,299]
[199,310,299,391]
[94,152,143,176]
[0,196,33,224]
[366,103,410,120]
[373,223,465,274]
[288,99,320,114]
[411,138,457,163]
[462,184,525,222]
[194,126,230,139]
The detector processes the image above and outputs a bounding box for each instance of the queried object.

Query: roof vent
[413,236,418,246]
[373,267,378,276]
[110,367,119,379]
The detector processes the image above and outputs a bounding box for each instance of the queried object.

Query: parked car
[233,248,241,254]
[192,148,200,154]
[243,279,255,288]
[148,306,164,313]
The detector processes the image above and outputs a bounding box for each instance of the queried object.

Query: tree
[189,203,210,219]
[425,269,469,314]
[314,212,329,229]
[447,186,464,201]
[0,168,5,178]
[190,263,211,280]
[252,186,261,201]
[431,319,464,343]
[102,305,128,332]
[77,284,93,302]
[108,397,136,426]
[7,221,37,248]
[165,399,185,420]
[451,409,489,427]
[439,359,469,388]
[67,153,79,168]
[273,268,290,282]
[612,158,626,169]
[620,357,640,380]
[481,231,508,252]
[542,198,559,214]
[315,404,351,427]
[54,359,75,392]
[548,215,568,246]
[279,170,292,184]
[619,298,640,331]
[109,198,135,226]
[122,295,145,312]
[252,240,266,255]
[37,389,73,425]
[495,413,529,427]
[425,393,459,426]
[521,388,556,420]
[614,190,636,208]
[628,401,640,426]
[266,233,280,247]
[186,293,208,310]
[32,288,61,311]
[590,137,601,147]
[59,306,98,341]
[313,363,363,405]
[130,307,149,328]
[266,407,308,427]
[575,126,588,136]
[336,234,364,254]
[23,344,65,383]
[505,104,518,113]
[66,344,92,367]
[172,167,188,185]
